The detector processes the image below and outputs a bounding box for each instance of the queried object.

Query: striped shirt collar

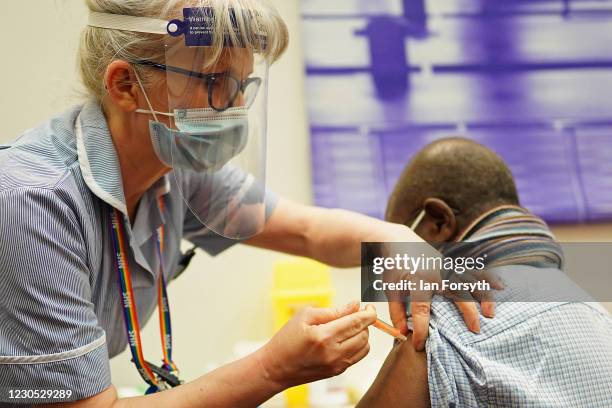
[75,101,170,217]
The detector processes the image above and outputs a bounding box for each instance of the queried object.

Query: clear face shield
[89,7,270,239]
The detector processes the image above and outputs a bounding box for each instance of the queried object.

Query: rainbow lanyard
[108,197,180,393]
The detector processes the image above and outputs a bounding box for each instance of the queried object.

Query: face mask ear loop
[410,209,426,231]
[134,67,160,123]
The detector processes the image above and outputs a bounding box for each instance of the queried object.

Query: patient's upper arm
[357,335,430,408]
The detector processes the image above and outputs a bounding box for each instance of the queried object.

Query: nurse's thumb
[304,301,361,325]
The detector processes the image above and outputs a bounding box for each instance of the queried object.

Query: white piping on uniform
[75,114,128,215]
[0,334,106,365]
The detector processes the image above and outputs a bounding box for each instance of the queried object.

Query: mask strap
[135,109,174,118]
[410,209,426,231]
[134,68,163,122]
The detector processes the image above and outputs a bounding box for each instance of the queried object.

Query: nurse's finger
[323,305,377,343]
[411,298,432,351]
[468,287,496,318]
[453,300,481,333]
[339,326,369,357]
[346,340,371,366]
[480,300,496,318]
[476,268,505,291]
[388,301,409,335]
[305,301,360,325]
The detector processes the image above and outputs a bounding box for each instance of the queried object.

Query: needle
[372,318,408,342]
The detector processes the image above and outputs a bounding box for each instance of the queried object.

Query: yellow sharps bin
[271,258,335,407]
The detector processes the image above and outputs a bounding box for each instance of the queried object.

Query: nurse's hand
[378,232,501,352]
[259,302,377,389]
[387,268,502,352]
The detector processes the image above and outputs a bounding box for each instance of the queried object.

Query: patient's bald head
[386,137,519,241]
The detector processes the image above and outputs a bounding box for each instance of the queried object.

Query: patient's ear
[422,198,457,241]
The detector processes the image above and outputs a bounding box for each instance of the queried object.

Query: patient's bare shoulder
[357,334,430,408]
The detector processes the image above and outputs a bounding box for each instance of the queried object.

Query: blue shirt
[416,265,612,407]
[0,101,276,404]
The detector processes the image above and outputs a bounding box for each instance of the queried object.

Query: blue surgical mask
[144,108,249,172]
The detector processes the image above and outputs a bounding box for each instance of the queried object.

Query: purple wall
[302,0,612,223]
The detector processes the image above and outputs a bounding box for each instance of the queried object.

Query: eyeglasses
[135,59,262,112]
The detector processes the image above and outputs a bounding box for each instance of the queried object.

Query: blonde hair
[79,0,289,101]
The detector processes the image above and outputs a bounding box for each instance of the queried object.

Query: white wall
[1,0,610,398]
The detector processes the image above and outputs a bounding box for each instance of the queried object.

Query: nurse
[0,0,489,406]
